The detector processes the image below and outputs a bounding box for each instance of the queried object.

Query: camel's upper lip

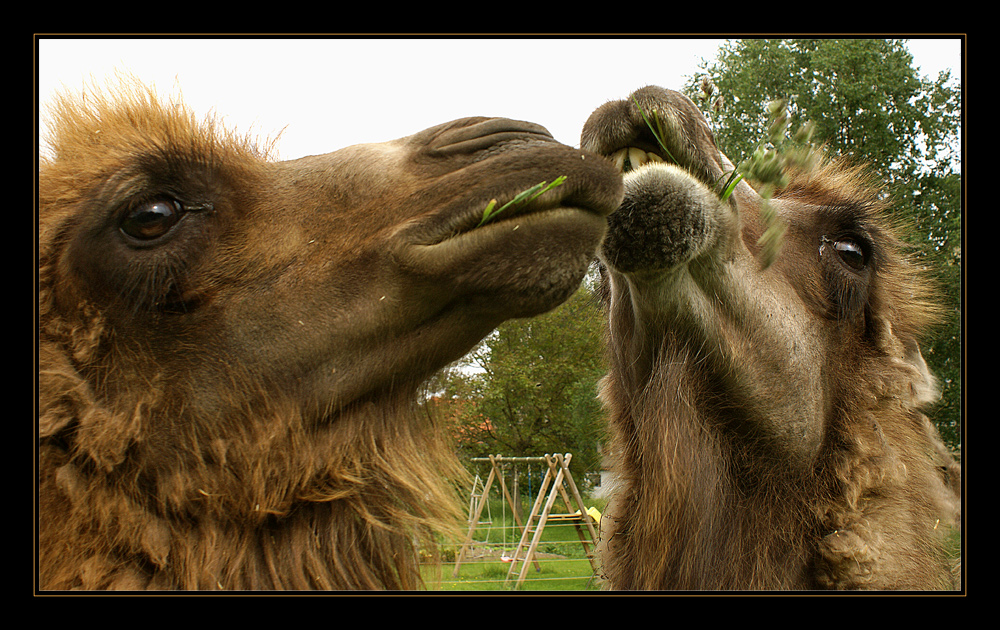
[599,120,692,179]
[600,134,729,202]
[583,94,727,194]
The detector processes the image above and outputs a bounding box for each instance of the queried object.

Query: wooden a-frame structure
[452,453,600,589]
[452,454,541,576]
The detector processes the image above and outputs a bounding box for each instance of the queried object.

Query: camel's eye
[833,237,866,271]
[820,234,869,272]
[120,198,183,241]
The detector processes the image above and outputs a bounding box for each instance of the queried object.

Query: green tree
[687,38,962,450]
[438,278,608,477]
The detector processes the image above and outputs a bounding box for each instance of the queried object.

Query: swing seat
[546,510,584,521]
[546,507,601,524]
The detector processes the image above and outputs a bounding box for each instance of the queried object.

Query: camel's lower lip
[425,205,603,249]
[418,192,601,248]
[599,159,733,277]
[397,206,605,273]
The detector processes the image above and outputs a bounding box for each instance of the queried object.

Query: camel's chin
[600,162,730,276]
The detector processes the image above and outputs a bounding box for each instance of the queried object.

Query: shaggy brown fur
[37,78,623,590]
[582,86,960,590]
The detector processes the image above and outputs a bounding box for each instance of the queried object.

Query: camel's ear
[875,316,940,408]
[38,336,139,471]
[902,338,940,408]
[38,253,108,440]
[38,340,87,438]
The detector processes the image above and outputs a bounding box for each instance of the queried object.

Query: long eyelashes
[819,234,873,320]
[118,197,214,245]
[120,198,184,241]
[108,195,217,315]
[819,234,871,271]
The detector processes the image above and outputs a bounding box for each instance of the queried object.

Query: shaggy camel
[582,86,960,590]
[37,80,623,590]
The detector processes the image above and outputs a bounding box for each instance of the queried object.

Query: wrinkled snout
[581,86,740,275]
[581,86,729,188]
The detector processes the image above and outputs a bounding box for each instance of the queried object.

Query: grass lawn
[424,557,600,591]
[419,496,963,591]
[423,495,606,591]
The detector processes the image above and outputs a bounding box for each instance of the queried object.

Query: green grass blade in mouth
[479,198,498,226]
[477,176,568,227]
[632,96,679,166]
[719,170,744,202]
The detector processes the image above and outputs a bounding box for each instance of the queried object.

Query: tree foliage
[430,277,607,476]
[686,38,962,450]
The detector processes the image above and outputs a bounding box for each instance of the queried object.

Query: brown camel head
[41,86,623,422]
[583,85,938,466]
[37,80,622,590]
[582,85,955,590]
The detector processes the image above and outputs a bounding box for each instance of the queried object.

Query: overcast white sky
[37,36,963,160]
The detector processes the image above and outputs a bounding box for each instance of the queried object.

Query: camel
[36,78,623,590]
[582,86,960,590]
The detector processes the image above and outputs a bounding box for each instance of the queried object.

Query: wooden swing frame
[452,453,600,589]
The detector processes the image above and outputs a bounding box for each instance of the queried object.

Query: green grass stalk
[478,176,568,227]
